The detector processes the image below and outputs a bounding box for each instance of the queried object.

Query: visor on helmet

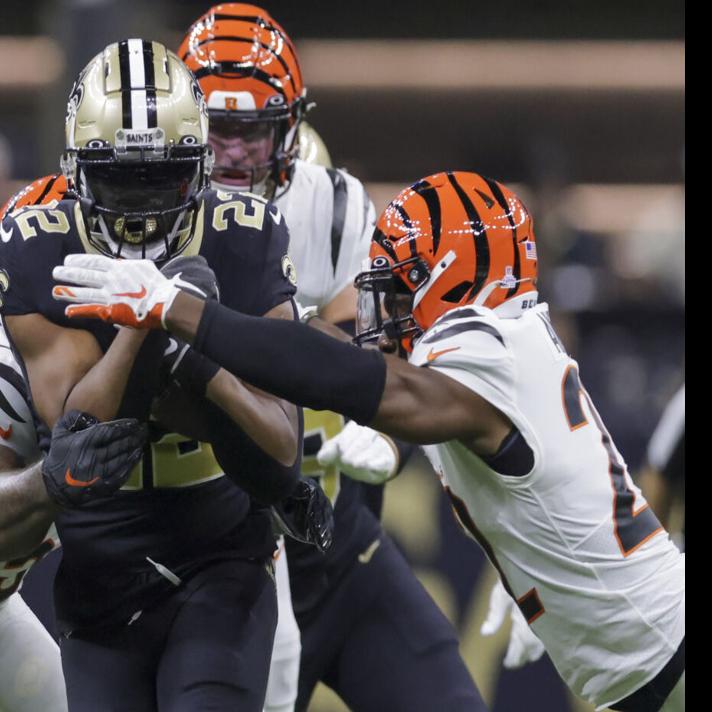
[207,107,300,195]
[354,259,420,353]
[83,160,200,215]
[70,143,208,259]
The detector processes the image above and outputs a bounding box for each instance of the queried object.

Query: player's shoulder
[0,194,82,275]
[197,188,293,305]
[200,186,278,234]
[289,160,370,205]
[411,305,512,368]
[1,179,79,240]
[1,174,69,221]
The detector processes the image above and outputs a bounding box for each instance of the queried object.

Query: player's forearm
[173,297,504,447]
[64,328,147,421]
[174,297,386,425]
[206,369,299,466]
[0,462,57,559]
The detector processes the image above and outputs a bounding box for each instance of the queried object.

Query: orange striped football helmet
[1,174,69,220]
[355,171,538,351]
[178,4,307,189]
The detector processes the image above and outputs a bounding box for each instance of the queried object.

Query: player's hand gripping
[480,578,546,669]
[317,421,398,485]
[271,478,335,554]
[159,256,221,394]
[42,410,147,508]
[52,254,217,329]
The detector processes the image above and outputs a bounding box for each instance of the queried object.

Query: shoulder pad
[411,307,508,369]
[204,188,277,235]
[421,307,506,347]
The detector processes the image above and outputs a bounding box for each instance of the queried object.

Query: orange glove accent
[65,303,164,329]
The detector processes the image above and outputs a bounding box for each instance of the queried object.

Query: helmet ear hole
[442,281,473,303]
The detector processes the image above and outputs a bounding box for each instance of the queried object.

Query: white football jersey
[274,159,375,310]
[412,303,684,710]
[0,322,58,603]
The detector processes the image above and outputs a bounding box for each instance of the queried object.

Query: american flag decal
[525,241,537,260]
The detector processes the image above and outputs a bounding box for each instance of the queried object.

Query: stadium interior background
[0,1,684,710]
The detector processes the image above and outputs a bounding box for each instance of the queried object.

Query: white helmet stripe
[127,38,146,88]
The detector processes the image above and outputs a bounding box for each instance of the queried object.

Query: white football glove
[480,579,546,669]
[52,254,208,329]
[317,421,398,485]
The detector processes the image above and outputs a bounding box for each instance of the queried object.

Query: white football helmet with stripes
[61,39,213,261]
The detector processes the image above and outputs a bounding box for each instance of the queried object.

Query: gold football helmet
[61,39,213,260]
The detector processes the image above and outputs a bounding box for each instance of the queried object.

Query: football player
[179,6,486,711]
[0,172,319,712]
[0,324,146,712]
[61,171,686,712]
[0,39,331,712]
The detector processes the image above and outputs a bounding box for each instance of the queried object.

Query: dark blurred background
[1,2,684,711]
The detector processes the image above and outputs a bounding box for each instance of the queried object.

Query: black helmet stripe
[118,40,133,128]
[446,172,489,299]
[142,40,157,129]
[483,176,520,298]
[183,37,298,95]
[393,203,418,257]
[210,14,300,58]
[191,64,287,98]
[35,175,61,204]
[412,179,442,253]
[373,227,397,259]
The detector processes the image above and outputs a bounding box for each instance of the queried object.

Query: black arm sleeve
[193,299,387,426]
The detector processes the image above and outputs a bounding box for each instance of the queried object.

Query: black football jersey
[0,188,296,630]
[286,408,383,620]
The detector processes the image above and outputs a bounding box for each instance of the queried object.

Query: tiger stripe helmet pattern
[355,171,538,350]
[1,174,68,221]
[178,3,307,186]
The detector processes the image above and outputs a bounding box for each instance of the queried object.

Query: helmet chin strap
[91,209,188,261]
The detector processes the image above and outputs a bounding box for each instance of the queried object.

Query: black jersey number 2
[562,365,663,556]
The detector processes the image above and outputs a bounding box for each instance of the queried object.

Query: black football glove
[159,256,221,396]
[159,254,220,301]
[162,336,221,396]
[271,478,335,554]
[42,410,147,508]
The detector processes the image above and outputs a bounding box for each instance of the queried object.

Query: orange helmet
[355,171,538,351]
[178,4,307,189]
[1,174,69,220]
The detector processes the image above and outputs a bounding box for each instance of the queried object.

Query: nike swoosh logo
[0,423,12,439]
[269,207,282,225]
[358,538,381,564]
[164,338,179,357]
[65,467,100,488]
[113,285,147,299]
[0,224,13,242]
[426,346,461,362]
